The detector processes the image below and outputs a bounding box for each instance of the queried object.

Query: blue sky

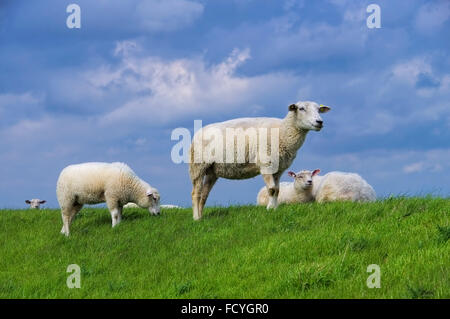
[0,0,449,208]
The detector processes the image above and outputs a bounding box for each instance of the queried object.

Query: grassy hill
[0,197,448,298]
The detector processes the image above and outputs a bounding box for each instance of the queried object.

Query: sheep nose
[316,120,323,125]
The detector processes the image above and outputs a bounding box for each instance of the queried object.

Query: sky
[0,0,449,208]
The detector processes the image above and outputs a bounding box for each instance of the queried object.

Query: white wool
[257,170,315,205]
[189,101,330,220]
[124,203,180,209]
[56,162,160,236]
[123,202,139,208]
[312,171,376,203]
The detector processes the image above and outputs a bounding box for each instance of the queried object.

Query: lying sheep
[257,170,320,206]
[313,170,376,203]
[189,101,330,220]
[56,162,160,236]
[257,169,376,205]
[123,202,139,209]
[124,203,180,209]
[160,204,181,209]
[25,199,46,209]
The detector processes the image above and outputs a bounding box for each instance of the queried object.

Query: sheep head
[25,199,46,209]
[288,101,330,131]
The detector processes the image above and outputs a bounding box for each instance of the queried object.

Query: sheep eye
[299,107,306,111]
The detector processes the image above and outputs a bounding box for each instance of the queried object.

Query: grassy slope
[0,197,448,299]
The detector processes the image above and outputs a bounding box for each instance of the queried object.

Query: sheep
[189,101,330,220]
[257,169,376,205]
[160,204,181,209]
[257,170,320,206]
[56,162,160,236]
[123,202,139,209]
[124,203,180,209]
[312,170,376,203]
[25,199,46,209]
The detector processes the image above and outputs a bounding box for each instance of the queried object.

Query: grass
[0,197,448,299]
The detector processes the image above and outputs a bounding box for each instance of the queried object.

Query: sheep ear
[319,105,330,113]
[39,200,46,204]
[312,169,321,176]
[25,200,31,204]
[288,104,298,112]
[287,171,296,178]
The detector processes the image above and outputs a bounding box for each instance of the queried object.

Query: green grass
[0,197,448,298]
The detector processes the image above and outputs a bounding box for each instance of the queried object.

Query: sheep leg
[262,174,280,210]
[199,173,218,213]
[108,204,123,227]
[191,176,204,221]
[60,203,83,236]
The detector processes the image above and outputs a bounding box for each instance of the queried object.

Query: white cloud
[403,161,424,173]
[80,43,302,126]
[403,160,444,174]
[391,57,433,85]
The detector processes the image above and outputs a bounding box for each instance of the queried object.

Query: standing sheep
[56,162,160,236]
[189,101,330,220]
[25,199,46,209]
[257,169,376,205]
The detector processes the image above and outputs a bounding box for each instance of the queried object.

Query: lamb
[257,170,320,206]
[25,199,46,209]
[257,169,376,205]
[189,101,330,220]
[56,162,160,236]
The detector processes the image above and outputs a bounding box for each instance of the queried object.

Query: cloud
[391,57,433,85]
[77,43,301,126]
[3,0,204,37]
[135,0,204,32]
[0,92,45,126]
[403,162,424,173]
[403,160,444,174]
[415,1,450,34]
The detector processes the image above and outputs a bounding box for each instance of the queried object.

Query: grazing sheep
[257,170,320,206]
[189,101,330,220]
[312,171,376,203]
[25,199,46,209]
[56,162,160,236]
